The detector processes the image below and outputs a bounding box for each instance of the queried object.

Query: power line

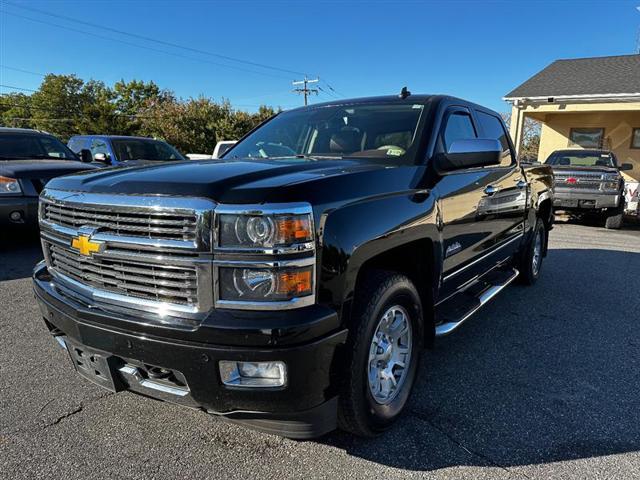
[0,65,46,77]
[0,84,38,93]
[292,77,319,106]
[1,2,346,103]
[2,0,311,78]
[2,10,293,81]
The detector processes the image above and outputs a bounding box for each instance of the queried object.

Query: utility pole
[292,77,319,106]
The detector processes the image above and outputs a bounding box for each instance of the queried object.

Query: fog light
[219,361,286,388]
[10,210,23,222]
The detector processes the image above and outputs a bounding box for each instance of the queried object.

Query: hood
[45,158,394,203]
[0,159,98,179]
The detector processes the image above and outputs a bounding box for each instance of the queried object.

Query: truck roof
[287,94,501,116]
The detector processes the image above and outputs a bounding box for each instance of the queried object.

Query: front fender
[318,190,440,316]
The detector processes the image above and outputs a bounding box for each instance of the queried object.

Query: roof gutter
[503,92,640,104]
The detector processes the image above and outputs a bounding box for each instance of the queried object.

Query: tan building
[505,54,640,181]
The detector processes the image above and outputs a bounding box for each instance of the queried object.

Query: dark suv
[67,135,186,166]
[0,128,96,230]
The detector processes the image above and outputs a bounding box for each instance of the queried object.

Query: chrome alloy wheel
[367,305,413,405]
[532,229,543,276]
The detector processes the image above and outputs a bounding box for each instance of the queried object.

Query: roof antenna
[399,86,411,99]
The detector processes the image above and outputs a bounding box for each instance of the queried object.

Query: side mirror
[93,153,111,164]
[620,163,633,171]
[79,149,93,163]
[435,139,502,173]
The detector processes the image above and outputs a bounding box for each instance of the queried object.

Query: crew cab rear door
[434,106,526,298]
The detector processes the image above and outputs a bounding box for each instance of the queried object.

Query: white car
[187,141,237,160]
[213,140,237,159]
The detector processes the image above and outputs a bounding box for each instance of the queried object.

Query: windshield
[226,103,426,162]
[0,133,78,161]
[111,138,186,162]
[547,151,616,168]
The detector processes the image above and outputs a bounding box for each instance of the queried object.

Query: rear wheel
[338,271,423,437]
[518,218,546,285]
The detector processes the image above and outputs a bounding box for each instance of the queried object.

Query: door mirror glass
[79,149,93,163]
[436,139,502,173]
[620,163,633,171]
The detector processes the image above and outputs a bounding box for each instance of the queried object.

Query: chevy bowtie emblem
[71,234,104,257]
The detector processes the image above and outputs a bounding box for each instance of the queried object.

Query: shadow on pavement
[320,247,640,471]
[0,229,43,281]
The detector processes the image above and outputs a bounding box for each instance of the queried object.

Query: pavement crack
[409,409,531,479]
[43,405,84,429]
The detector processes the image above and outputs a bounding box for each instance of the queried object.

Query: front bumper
[33,263,347,439]
[0,196,38,227]
[553,190,620,210]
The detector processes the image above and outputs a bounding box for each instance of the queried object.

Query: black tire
[338,271,423,437]
[518,218,546,285]
[605,208,624,230]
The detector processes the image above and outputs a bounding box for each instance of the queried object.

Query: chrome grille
[39,188,216,317]
[46,241,198,306]
[43,202,198,242]
[555,171,604,190]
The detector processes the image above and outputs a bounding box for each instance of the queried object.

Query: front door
[435,107,526,299]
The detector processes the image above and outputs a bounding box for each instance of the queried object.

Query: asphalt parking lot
[1,221,639,480]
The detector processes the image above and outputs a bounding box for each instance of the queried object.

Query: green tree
[0,92,32,128]
[30,74,86,140]
[113,79,166,135]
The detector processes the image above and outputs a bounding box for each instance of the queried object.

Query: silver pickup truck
[547,149,633,229]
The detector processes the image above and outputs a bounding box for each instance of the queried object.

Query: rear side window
[442,112,476,151]
[476,111,514,166]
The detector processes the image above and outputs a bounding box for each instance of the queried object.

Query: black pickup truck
[32,94,553,439]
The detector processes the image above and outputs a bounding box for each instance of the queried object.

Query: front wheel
[338,272,423,437]
[604,206,624,230]
[518,218,546,285]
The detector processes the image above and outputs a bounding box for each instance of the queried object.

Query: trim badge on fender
[445,241,462,258]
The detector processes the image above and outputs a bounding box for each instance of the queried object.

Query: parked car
[213,140,237,158]
[546,149,632,229]
[186,141,238,160]
[33,94,553,439]
[0,128,97,230]
[67,135,186,166]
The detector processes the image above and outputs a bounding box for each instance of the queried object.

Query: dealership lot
[1,222,639,480]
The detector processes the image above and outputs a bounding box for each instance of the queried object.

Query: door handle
[484,185,499,195]
[515,179,527,189]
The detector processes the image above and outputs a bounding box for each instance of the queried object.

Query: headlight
[219,265,313,302]
[601,181,620,191]
[218,212,313,249]
[214,204,316,310]
[0,176,22,195]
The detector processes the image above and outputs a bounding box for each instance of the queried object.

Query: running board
[435,268,519,337]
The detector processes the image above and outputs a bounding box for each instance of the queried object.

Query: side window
[442,112,477,152]
[476,111,515,167]
[67,138,81,154]
[91,139,109,158]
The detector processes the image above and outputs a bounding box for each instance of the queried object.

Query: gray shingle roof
[505,54,640,99]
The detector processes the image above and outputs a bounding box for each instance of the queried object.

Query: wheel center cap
[379,337,393,362]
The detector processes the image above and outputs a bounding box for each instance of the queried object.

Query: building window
[631,128,640,149]
[569,128,604,149]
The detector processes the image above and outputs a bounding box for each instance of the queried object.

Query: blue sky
[1,0,640,113]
